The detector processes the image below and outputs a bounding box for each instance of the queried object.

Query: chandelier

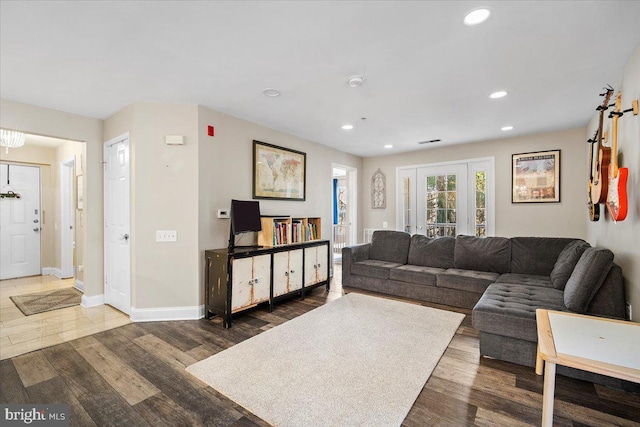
[0,130,26,154]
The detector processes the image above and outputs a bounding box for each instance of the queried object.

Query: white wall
[586,45,640,321]
[362,128,587,239]
[0,99,103,297]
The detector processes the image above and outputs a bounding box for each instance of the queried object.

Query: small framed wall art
[253,140,306,201]
[512,150,560,203]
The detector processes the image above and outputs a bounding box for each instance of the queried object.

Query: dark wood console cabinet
[204,240,330,328]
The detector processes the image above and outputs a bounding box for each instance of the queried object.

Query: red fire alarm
[207,126,214,137]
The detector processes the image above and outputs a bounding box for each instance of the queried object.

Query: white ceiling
[1,1,639,158]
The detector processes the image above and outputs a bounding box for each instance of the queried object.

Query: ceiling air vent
[418,139,441,145]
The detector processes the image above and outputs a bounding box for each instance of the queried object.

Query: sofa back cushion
[510,237,583,276]
[369,230,411,264]
[407,235,455,268]
[550,240,591,290]
[454,235,511,274]
[564,247,614,313]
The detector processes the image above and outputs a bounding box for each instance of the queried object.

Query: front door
[104,135,131,314]
[0,164,41,279]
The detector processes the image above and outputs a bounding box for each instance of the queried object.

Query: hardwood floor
[1,270,639,426]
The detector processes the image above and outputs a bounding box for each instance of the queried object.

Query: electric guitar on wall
[590,86,613,205]
[606,92,628,222]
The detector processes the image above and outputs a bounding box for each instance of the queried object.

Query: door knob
[33,227,40,232]
[33,219,39,223]
[120,234,129,240]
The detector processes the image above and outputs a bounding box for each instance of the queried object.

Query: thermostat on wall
[165,135,185,145]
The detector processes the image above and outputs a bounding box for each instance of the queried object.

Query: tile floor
[0,275,131,360]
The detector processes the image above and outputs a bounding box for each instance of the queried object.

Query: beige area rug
[187,293,464,427]
[10,287,82,316]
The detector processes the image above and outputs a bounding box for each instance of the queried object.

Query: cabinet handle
[290,270,295,274]
[254,278,259,284]
[317,263,321,268]
[284,271,289,277]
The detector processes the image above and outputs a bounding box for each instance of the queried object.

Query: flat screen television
[228,199,262,250]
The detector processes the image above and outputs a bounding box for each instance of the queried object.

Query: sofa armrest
[342,243,371,286]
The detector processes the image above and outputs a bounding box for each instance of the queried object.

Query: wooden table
[535,309,640,427]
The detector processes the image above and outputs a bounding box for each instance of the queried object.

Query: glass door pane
[417,164,468,237]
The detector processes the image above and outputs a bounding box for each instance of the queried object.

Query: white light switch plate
[156,230,177,242]
[382,221,388,229]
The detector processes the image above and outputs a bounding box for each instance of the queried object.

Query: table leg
[535,343,543,375]
[541,361,556,427]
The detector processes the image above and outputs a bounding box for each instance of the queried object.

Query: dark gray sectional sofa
[342,230,634,389]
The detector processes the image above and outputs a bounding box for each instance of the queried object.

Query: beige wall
[197,106,363,303]
[0,145,56,269]
[362,128,587,239]
[103,103,363,310]
[586,45,640,321]
[105,103,200,310]
[0,100,103,297]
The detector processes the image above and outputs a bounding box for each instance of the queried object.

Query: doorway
[331,164,357,262]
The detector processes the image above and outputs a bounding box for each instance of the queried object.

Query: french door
[417,164,468,237]
[398,158,494,238]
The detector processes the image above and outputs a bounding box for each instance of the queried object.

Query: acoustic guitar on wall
[606,92,628,222]
[590,86,613,205]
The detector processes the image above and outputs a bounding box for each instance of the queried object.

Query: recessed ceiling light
[463,8,491,26]
[347,75,365,88]
[262,88,281,97]
[341,124,354,130]
[501,126,514,131]
[489,90,508,99]
[384,144,393,149]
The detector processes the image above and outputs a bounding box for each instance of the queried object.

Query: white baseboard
[74,279,85,292]
[42,267,63,278]
[81,293,105,308]
[41,267,74,279]
[130,305,205,322]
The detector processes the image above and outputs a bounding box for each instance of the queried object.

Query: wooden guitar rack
[608,99,639,118]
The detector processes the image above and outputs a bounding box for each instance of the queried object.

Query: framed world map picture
[253,140,306,201]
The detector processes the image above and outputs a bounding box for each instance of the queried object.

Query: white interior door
[0,164,41,279]
[417,164,468,237]
[104,135,131,314]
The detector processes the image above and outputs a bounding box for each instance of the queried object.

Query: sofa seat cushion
[436,269,499,294]
[351,260,402,280]
[472,283,567,342]
[495,273,553,288]
[389,265,443,287]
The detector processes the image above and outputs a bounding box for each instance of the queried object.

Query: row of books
[271,221,320,246]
